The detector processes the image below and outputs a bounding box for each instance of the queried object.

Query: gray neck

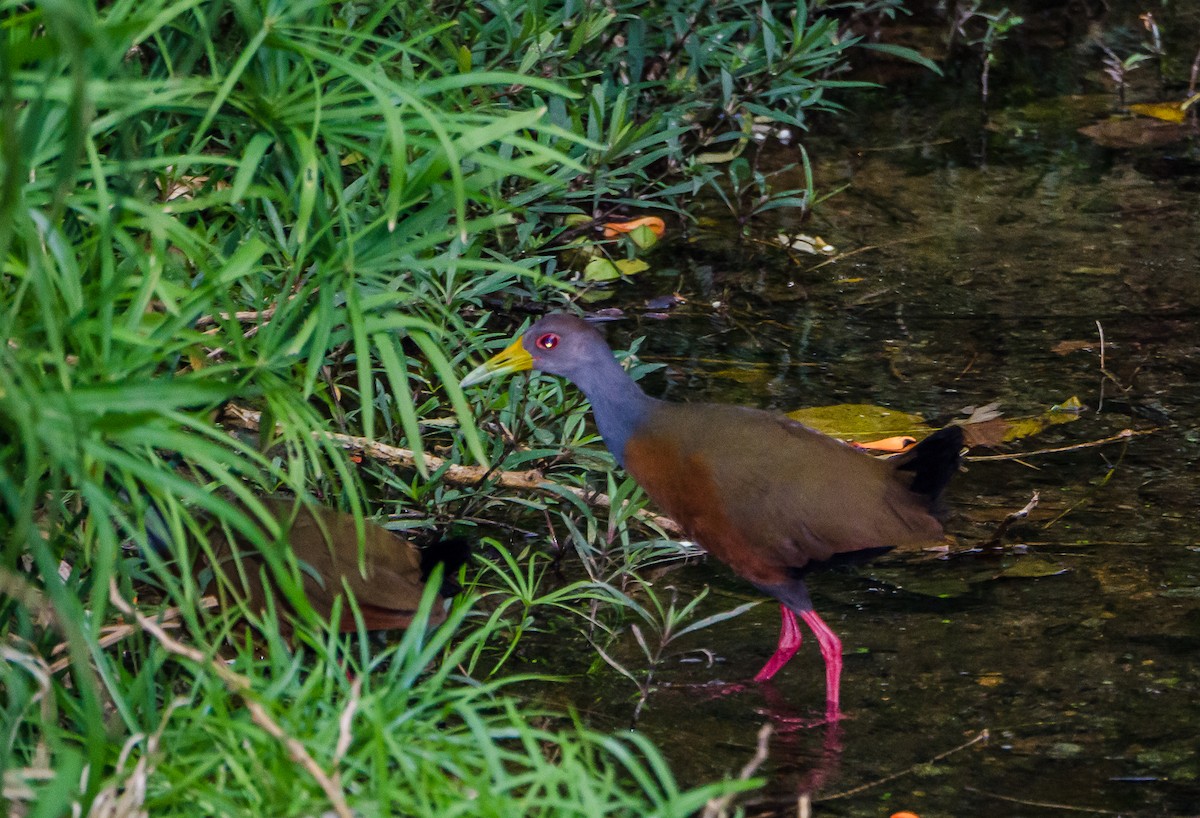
[568,354,658,468]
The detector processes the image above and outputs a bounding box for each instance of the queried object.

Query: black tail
[419,534,473,597]
[894,425,964,510]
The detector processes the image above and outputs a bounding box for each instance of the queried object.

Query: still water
[523,10,1200,816]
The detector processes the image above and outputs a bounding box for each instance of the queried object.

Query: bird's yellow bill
[460,337,532,387]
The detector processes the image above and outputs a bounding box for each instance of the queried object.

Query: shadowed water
[523,9,1200,816]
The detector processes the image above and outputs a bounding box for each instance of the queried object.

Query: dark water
[524,7,1200,817]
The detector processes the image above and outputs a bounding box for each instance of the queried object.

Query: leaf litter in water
[994,556,1070,579]
[867,555,1069,600]
[785,398,1081,448]
[1078,117,1192,149]
[584,257,650,282]
[787,403,930,443]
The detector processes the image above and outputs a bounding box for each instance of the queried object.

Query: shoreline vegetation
[1,2,936,814]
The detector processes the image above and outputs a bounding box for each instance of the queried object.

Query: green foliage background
[0,0,922,814]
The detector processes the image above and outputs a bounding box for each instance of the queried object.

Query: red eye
[536,333,560,350]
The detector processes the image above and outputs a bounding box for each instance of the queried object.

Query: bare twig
[197,296,300,360]
[108,581,354,818]
[194,304,281,330]
[47,596,218,675]
[221,403,683,535]
[88,697,186,818]
[195,295,298,326]
[1042,427,1133,530]
[965,428,1152,461]
[1095,320,1136,412]
[333,677,362,766]
[821,729,989,800]
[984,491,1039,547]
[701,723,772,818]
[963,785,1123,814]
[803,232,939,274]
[1,638,54,790]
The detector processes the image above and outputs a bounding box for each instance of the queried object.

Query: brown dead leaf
[1078,117,1192,149]
[1052,339,1096,355]
[960,417,1008,448]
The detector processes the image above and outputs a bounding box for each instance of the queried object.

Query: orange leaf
[853,435,917,453]
[602,216,665,238]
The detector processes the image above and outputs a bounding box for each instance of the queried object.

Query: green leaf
[787,404,931,442]
[858,42,944,76]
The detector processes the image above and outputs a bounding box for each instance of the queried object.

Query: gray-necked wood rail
[197,498,467,632]
[461,314,963,720]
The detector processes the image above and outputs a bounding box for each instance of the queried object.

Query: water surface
[521,9,1200,815]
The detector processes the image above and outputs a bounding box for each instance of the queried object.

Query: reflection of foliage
[950,3,1024,104]
[706,153,818,234]
[0,0,944,813]
[1100,45,1155,108]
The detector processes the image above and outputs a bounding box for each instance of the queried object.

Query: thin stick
[1095,320,1135,410]
[821,729,989,800]
[984,491,1039,547]
[963,785,1124,814]
[48,596,218,675]
[803,232,939,274]
[221,403,683,535]
[701,723,772,818]
[108,582,354,818]
[965,428,1151,461]
[195,304,279,330]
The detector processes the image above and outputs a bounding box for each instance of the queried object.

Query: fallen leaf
[996,557,1069,579]
[602,216,666,239]
[855,435,917,453]
[625,224,662,250]
[1128,101,1188,124]
[1000,398,1083,442]
[645,293,685,311]
[1078,117,1191,148]
[960,417,1008,448]
[584,258,620,282]
[1052,339,1096,355]
[708,367,771,386]
[788,403,930,442]
[776,233,836,255]
[578,289,614,303]
[865,567,974,599]
[614,258,649,276]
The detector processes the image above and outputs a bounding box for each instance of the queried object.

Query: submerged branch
[963,785,1124,814]
[965,428,1152,461]
[984,491,1040,548]
[701,723,772,818]
[822,729,989,801]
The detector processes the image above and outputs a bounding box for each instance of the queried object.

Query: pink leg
[753,604,802,682]
[800,609,843,721]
